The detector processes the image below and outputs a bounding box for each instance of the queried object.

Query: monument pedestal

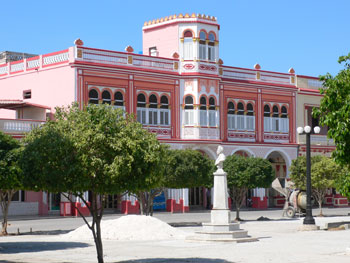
[187,166,257,242]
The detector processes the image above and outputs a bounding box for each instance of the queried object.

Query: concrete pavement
[1,207,350,263]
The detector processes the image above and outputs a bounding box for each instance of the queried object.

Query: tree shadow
[0,241,90,254]
[117,258,234,263]
[21,229,74,235]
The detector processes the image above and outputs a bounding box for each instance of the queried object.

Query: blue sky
[2,0,349,77]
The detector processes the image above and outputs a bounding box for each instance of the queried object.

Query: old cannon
[272,178,307,218]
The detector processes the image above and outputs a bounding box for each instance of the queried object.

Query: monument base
[186,209,258,243]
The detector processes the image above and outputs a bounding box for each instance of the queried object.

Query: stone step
[187,232,258,243]
[202,222,240,232]
[194,229,250,239]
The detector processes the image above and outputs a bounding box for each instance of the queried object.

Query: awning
[0,100,51,110]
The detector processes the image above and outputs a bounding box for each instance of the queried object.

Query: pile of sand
[63,215,187,241]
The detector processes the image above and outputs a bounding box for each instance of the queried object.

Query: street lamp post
[297,125,321,225]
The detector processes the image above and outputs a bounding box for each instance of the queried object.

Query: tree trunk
[1,190,14,236]
[235,200,240,221]
[91,193,104,263]
[318,200,323,216]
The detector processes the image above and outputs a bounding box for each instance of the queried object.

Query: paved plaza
[1,208,350,263]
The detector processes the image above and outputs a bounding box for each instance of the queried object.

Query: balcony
[0,118,45,134]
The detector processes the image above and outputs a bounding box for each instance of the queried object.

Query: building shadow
[0,241,90,254]
[117,258,234,263]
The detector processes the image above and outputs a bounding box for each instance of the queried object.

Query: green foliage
[313,53,350,199]
[314,53,350,166]
[20,103,164,262]
[0,131,23,235]
[289,155,324,189]
[224,155,274,189]
[163,149,215,189]
[223,155,274,220]
[290,155,343,215]
[21,103,163,195]
[0,131,22,191]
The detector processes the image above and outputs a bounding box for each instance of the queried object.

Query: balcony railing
[222,66,295,86]
[0,119,45,133]
[0,49,70,77]
[76,47,178,73]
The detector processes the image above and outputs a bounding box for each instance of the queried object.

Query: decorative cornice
[143,13,218,27]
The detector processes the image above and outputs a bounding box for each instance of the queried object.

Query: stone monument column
[189,146,257,242]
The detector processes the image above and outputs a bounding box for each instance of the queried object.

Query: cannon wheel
[286,207,296,218]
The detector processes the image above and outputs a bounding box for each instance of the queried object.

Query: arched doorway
[265,151,288,208]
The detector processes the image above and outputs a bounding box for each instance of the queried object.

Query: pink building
[0,13,341,216]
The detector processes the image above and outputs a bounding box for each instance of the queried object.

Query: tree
[133,144,169,216]
[314,55,350,157]
[163,149,215,189]
[224,155,274,221]
[290,155,343,216]
[136,148,215,216]
[313,53,350,198]
[20,103,163,263]
[0,131,22,235]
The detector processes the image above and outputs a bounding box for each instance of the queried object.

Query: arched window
[114,91,124,107]
[237,102,245,129]
[237,102,244,115]
[199,96,207,126]
[208,33,215,61]
[199,31,207,60]
[272,105,280,132]
[208,96,216,126]
[264,104,271,131]
[184,95,194,125]
[272,105,279,118]
[280,106,289,133]
[183,30,193,60]
[149,94,158,125]
[247,103,254,116]
[281,106,288,118]
[184,96,194,109]
[184,31,193,38]
[264,105,270,117]
[137,94,146,107]
[149,94,157,108]
[200,96,207,110]
[246,103,255,131]
[160,96,169,109]
[228,102,235,114]
[208,33,215,41]
[160,95,170,126]
[88,89,99,104]
[102,90,111,104]
[137,93,146,124]
[227,102,235,130]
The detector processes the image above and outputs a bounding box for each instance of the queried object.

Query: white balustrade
[222,66,294,85]
[0,65,8,75]
[0,119,45,133]
[27,58,40,69]
[227,115,255,131]
[264,117,289,133]
[308,79,323,89]
[260,72,290,84]
[222,68,255,80]
[10,62,24,73]
[43,51,69,66]
[79,48,128,65]
[133,56,174,71]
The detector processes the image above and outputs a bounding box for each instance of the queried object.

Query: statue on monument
[215,145,226,170]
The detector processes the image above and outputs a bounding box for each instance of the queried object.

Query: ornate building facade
[0,13,341,216]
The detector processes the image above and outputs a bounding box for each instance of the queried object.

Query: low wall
[0,202,38,216]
